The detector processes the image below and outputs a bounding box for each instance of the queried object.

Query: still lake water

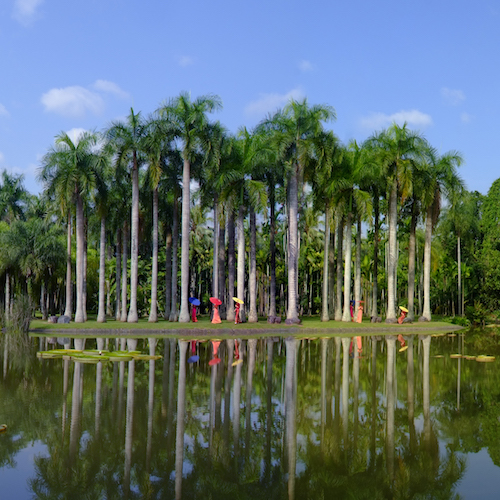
[0,329,499,499]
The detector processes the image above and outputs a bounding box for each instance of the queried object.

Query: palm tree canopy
[157,92,222,162]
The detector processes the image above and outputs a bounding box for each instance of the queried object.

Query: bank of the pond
[29,316,464,339]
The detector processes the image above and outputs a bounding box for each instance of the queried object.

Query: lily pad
[476,355,495,363]
[450,354,462,359]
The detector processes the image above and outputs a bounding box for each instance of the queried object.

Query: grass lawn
[29,314,462,339]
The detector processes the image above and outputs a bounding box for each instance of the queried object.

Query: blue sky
[1,0,498,195]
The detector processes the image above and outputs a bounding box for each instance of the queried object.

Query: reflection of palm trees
[245,339,257,455]
[175,340,188,500]
[407,336,416,454]
[224,340,234,446]
[333,337,341,462]
[341,337,349,444]
[285,337,298,500]
[62,357,70,440]
[385,335,396,482]
[320,338,327,447]
[370,336,378,467]
[265,338,274,481]
[146,338,157,471]
[421,335,431,447]
[233,340,244,466]
[69,361,83,466]
[123,359,135,499]
[353,338,360,453]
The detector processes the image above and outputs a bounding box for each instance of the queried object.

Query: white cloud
[41,86,105,118]
[441,87,465,106]
[13,0,43,25]
[244,88,305,117]
[177,55,194,67]
[360,109,433,131]
[0,104,9,117]
[461,112,472,123]
[92,80,130,100]
[298,60,314,72]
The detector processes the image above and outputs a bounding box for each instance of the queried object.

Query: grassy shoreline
[29,315,464,339]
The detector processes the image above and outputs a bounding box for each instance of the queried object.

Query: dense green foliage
[0,93,497,324]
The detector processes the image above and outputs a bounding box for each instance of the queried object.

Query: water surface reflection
[0,331,499,498]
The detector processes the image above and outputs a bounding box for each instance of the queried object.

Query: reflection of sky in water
[0,441,48,500]
[2,332,500,498]
[459,449,499,499]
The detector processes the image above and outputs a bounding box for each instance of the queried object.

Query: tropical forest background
[0,92,498,328]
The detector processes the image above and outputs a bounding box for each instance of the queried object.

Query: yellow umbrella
[232,297,244,304]
[399,306,409,313]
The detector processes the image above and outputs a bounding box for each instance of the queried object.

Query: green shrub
[9,295,33,334]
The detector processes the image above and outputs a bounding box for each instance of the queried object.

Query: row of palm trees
[34,92,465,324]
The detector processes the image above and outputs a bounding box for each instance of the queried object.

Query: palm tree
[331,145,371,322]
[94,147,113,323]
[310,132,341,321]
[158,92,222,323]
[359,141,385,321]
[366,123,428,322]
[0,171,28,224]
[199,122,231,305]
[420,149,463,321]
[220,129,267,323]
[258,98,336,324]
[142,116,174,322]
[39,130,102,322]
[106,108,147,323]
[441,188,476,316]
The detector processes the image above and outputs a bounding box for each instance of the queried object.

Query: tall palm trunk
[237,204,246,322]
[386,179,398,322]
[335,217,344,321]
[342,212,353,322]
[97,215,107,323]
[149,187,159,322]
[175,341,188,500]
[421,204,433,321]
[64,212,72,319]
[169,195,179,321]
[218,213,226,318]
[115,229,121,320]
[354,217,362,316]
[371,193,380,320]
[227,210,235,321]
[286,166,299,323]
[321,207,331,321]
[248,207,258,322]
[212,199,219,299]
[74,191,85,323]
[83,223,88,322]
[128,152,139,322]
[178,158,191,323]
[120,222,128,322]
[164,229,172,320]
[328,221,335,319]
[407,201,417,321]
[268,187,277,318]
